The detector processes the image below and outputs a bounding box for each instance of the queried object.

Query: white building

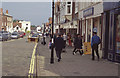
[36,26,41,33]
[54,1,74,34]
[13,25,22,32]
[19,21,31,32]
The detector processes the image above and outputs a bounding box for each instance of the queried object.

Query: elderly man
[54,33,64,62]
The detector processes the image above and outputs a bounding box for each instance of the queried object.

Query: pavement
[35,37,119,76]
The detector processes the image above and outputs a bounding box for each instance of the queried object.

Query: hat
[93,28,97,33]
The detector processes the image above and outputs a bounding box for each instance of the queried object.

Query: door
[108,10,115,61]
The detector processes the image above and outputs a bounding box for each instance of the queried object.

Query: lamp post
[50,0,54,64]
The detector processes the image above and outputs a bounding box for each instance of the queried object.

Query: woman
[73,34,83,55]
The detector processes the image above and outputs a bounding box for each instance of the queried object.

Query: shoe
[73,52,74,55]
[81,54,84,56]
[73,52,76,55]
[58,59,60,62]
[92,58,95,61]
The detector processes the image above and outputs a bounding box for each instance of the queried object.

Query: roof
[3,13,13,17]
[13,21,22,28]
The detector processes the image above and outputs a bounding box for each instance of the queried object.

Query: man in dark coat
[73,34,83,55]
[54,34,64,62]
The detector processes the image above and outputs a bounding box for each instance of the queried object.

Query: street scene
[0,0,120,78]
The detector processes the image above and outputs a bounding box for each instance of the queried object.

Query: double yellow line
[28,43,38,78]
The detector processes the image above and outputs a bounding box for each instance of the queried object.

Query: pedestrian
[68,35,72,47]
[48,39,52,49]
[91,30,101,61]
[73,34,83,55]
[54,33,64,62]
[62,33,67,52]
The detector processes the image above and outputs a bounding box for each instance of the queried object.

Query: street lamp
[50,0,54,64]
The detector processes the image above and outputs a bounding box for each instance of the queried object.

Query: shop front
[103,2,120,63]
[62,21,77,35]
[81,4,103,43]
[78,3,103,57]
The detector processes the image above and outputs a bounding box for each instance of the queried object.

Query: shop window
[116,15,120,54]
[109,11,114,50]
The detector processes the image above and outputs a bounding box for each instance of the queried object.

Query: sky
[2,2,52,26]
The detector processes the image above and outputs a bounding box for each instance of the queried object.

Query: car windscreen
[32,34,37,37]
[12,33,17,35]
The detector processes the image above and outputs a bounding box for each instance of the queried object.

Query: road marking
[28,43,38,77]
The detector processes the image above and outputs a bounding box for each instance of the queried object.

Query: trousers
[56,50,62,59]
[92,44,99,60]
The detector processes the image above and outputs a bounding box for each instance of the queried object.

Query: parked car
[4,32,11,40]
[39,33,43,36]
[32,34,38,38]
[0,33,8,41]
[11,33,19,39]
[18,32,24,38]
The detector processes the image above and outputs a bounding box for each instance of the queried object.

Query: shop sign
[83,7,94,17]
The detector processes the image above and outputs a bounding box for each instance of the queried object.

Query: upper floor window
[67,2,71,4]
[67,5,71,14]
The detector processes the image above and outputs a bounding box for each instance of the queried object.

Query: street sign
[83,42,91,54]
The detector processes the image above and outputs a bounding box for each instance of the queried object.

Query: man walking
[91,30,101,61]
[54,33,64,62]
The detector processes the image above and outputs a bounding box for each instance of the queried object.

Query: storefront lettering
[83,7,94,17]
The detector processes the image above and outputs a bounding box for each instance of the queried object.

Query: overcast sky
[2,2,52,26]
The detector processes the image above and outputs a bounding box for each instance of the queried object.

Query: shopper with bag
[91,28,101,61]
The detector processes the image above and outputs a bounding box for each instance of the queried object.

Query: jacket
[54,37,64,51]
[91,35,101,47]
[74,37,83,49]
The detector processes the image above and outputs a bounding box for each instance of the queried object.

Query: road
[2,38,36,76]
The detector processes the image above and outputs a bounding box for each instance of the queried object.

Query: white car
[11,33,19,39]
[39,33,43,36]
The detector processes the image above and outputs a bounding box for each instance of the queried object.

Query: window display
[116,15,120,53]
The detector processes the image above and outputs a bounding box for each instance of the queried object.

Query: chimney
[0,8,3,15]
[6,10,8,14]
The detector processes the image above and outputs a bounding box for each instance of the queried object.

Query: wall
[19,21,31,32]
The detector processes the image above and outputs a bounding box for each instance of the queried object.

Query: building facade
[13,21,22,32]
[19,21,31,32]
[55,0,76,35]
[54,1,120,63]
[0,8,13,32]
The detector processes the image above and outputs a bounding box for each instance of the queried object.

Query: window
[67,2,71,4]
[116,15,120,54]
[16,27,19,30]
[67,5,71,14]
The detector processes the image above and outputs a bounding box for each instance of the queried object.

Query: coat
[54,37,64,51]
[74,37,83,49]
